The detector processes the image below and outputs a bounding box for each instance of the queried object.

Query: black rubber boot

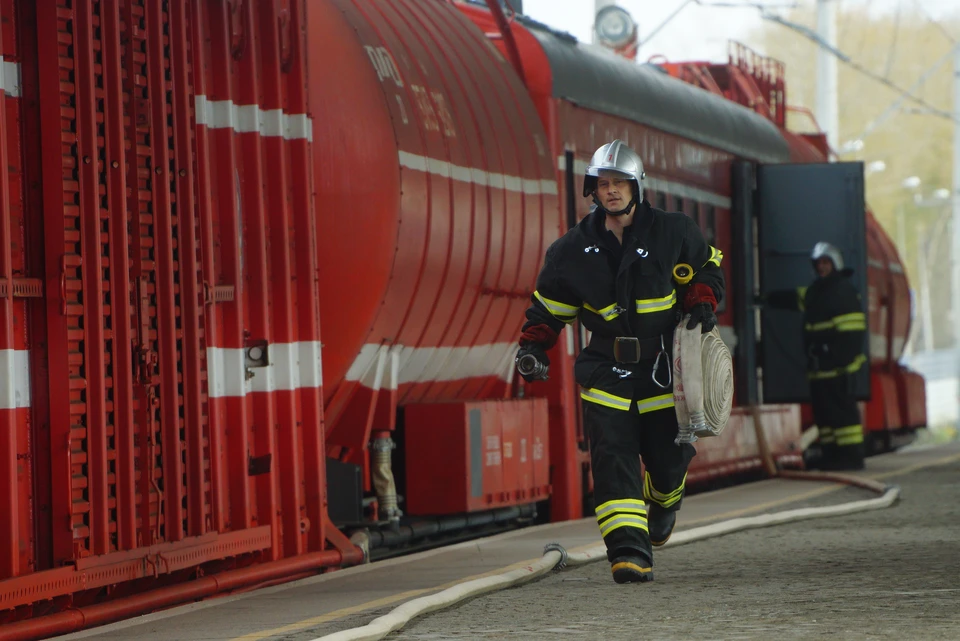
[610,555,654,583]
[649,504,677,547]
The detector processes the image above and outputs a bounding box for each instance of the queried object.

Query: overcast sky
[520,0,959,63]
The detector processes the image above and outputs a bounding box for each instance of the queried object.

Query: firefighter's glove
[519,324,559,350]
[516,324,556,382]
[684,283,718,333]
[687,303,717,332]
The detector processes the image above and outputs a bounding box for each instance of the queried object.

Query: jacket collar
[579,199,655,243]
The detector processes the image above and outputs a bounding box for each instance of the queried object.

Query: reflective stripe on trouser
[833,424,864,446]
[595,499,648,538]
[808,354,867,380]
[583,376,696,563]
[644,471,687,509]
[811,375,865,464]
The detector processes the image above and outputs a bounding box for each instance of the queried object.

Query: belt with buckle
[588,334,668,364]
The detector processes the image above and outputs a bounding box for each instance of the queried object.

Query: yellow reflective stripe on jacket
[636,291,677,314]
[583,301,622,322]
[704,246,724,267]
[808,354,868,380]
[595,498,647,522]
[805,319,832,332]
[637,393,675,414]
[797,286,808,312]
[534,290,578,323]
[833,424,864,446]
[580,388,632,411]
[805,311,866,333]
[643,471,687,509]
[835,312,867,332]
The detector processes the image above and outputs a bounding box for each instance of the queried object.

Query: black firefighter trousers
[581,362,696,564]
[810,374,865,466]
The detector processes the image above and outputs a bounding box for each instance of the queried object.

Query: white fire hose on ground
[314,485,900,641]
[313,319,901,641]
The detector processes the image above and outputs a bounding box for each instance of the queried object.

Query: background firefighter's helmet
[583,139,645,216]
[811,241,844,271]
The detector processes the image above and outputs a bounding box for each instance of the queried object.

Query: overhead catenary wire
[700,0,956,123]
[848,45,957,148]
[756,8,957,123]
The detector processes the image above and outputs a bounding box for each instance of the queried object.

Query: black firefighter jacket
[767,269,867,379]
[522,201,725,390]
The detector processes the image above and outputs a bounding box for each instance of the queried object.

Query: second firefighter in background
[764,242,868,471]
[516,140,725,584]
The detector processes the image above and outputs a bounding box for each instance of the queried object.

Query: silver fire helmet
[582,139,645,200]
[811,241,844,271]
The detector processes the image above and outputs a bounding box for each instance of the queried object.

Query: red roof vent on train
[656,41,787,129]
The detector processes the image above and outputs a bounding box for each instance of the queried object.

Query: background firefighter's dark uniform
[520,201,724,564]
[767,269,868,469]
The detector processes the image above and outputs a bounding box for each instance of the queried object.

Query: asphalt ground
[49,441,960,641]
[386,447,960,641]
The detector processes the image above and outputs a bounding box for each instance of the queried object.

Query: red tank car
[311,0,562,525]
[0,0,926,635]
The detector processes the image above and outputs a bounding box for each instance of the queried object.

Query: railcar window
[702,205,716,247]
[674,196,684,214]
[655,191,666,211]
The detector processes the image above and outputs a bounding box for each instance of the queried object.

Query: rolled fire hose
[673,320,734,443]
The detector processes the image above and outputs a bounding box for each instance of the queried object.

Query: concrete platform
[51,440,960,641]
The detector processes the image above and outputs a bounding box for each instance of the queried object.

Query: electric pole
[816,0,839,153]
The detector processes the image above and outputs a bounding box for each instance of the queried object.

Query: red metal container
[404,398,550,515]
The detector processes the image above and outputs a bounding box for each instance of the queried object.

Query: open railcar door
[754,161,870,404]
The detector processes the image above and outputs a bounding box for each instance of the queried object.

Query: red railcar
[0,0,924,637]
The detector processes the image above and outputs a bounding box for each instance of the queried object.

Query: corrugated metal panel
[1,0,340,620]
[0,0,34,582]
[315,0,559,454]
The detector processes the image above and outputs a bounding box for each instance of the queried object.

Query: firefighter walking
[515,140,725,583]
[765,242,868,470]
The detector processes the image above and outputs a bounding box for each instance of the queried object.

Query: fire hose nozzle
[516,353,549,381]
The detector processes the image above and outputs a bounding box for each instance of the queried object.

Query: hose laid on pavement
[312,543,604,641]
[314,368,898,641]
[313,482,900,641]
